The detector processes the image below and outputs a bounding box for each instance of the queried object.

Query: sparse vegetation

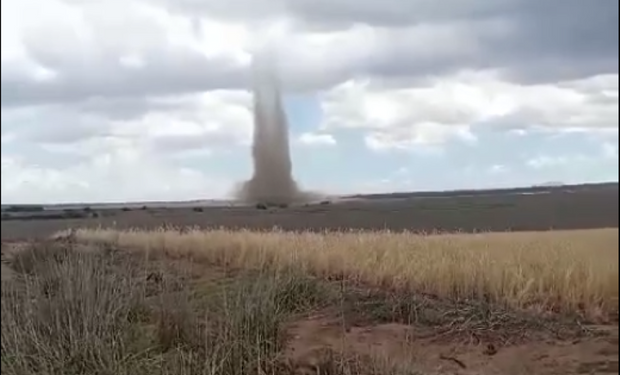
[5,205,45,213]
[254,202,289,210]
[61,209,88,218]
[1,210,89,221]
[192,207,204,213]
[1,241,421,375]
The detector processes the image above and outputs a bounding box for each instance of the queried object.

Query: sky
[1,0,618,204]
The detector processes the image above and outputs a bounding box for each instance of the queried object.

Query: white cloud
[489,164,509,174]
[297,132,336,146]
[320,71,618,152]
[526,156,571,169]
[602,142,618,159]
[1,90,249,204]
[4,90,253,155]
[111,91,254,153]
[526,142,617,170]
[1,133,16,145]
[1,150,231,204]
[7,0,251,64]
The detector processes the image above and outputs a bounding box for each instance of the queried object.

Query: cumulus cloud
[1,150,232,204]
[1,0,618,203]
[320,72,618,148]
[3,0,617,106]
[526,155,579,170]
[602,142,619,159]
[297,132,336,146]
[489,164,509,174]
[3,91,253,155]
[526,144,618,170]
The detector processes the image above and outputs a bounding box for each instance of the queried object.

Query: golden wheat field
[69,227,619,318]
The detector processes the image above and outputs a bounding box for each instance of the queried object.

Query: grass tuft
[2,240,416,374]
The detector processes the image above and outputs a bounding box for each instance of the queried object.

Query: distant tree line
[4,205,45,213]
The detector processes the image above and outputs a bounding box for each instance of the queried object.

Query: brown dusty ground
[2,184,618,240]
[285,314,618,375]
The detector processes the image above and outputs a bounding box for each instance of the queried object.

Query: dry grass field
[74,227,618,320]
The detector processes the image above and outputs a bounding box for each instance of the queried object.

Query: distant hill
[534,181,565,187]
[2,181,618,210]
[344,182,618,201]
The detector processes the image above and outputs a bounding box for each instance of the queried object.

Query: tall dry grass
[71,227,619,318]
[1,241,420,375]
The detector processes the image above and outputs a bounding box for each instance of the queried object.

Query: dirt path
[285,312,619,374]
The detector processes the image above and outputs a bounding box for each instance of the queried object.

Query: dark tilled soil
[2,186,618,240]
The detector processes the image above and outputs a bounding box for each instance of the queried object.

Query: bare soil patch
[285,313,618,375]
